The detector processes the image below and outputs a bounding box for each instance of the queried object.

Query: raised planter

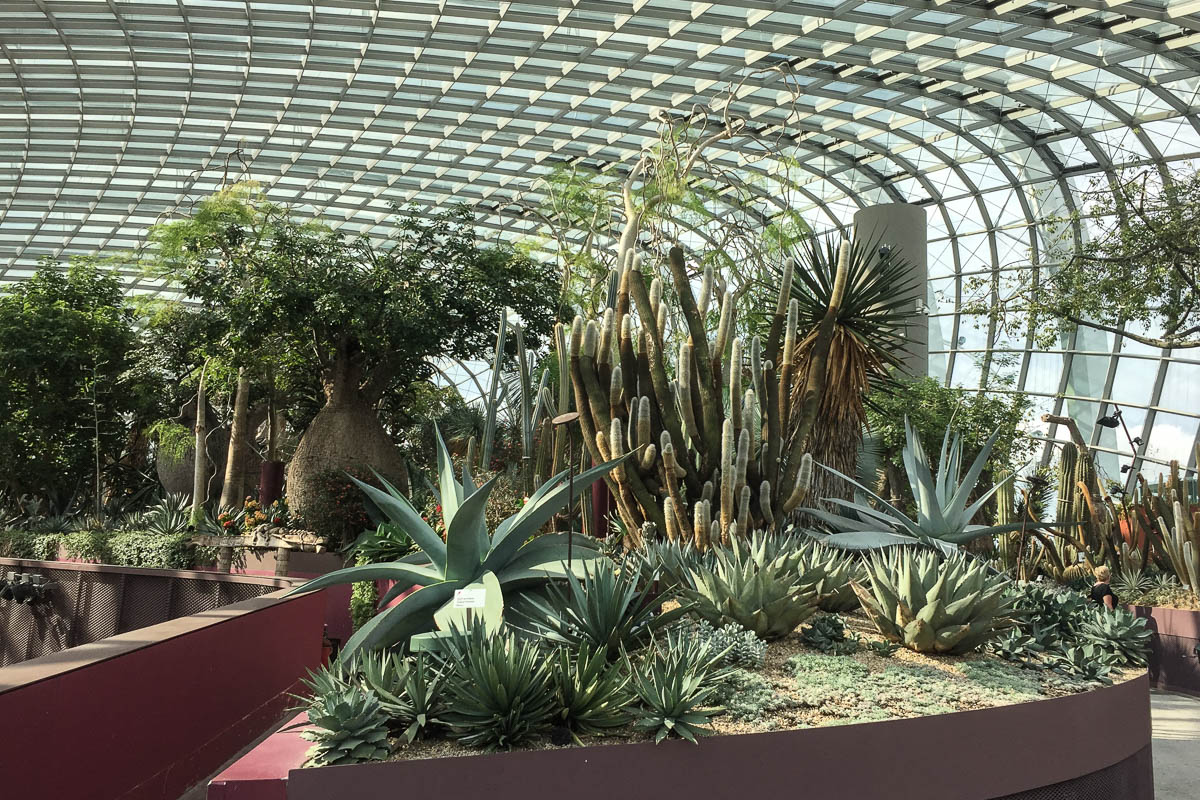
[1130,604,1200,696]
[0,585,327,800]
[211,674,1152,800]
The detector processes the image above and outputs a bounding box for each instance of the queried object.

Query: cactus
[1158,500,1200,592]
[565,242,848,549]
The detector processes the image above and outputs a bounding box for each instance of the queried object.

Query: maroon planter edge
[0,586,327,800]
[213,673,1152,800]
[1130,604,1200,696]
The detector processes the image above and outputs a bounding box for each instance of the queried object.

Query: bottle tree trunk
[190,364,209,527]
[286,341,409,529]
[220,367,252,510]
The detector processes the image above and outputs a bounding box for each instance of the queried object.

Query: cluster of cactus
[685,619,768,669]
[853,549,1017,655]
[566,243,847,548]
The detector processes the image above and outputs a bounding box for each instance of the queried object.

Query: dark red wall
[0,589,325,800]
[1132,604,1200,696]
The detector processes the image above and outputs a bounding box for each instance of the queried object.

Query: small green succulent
[436,625,557,751]
[799,614,858,655]
[551,644,634,740]
[301,684,392,767]
[1049,644,1114,684]
[686,620,767,669]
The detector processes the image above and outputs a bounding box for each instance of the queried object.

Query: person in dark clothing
[1089,565,1118,610]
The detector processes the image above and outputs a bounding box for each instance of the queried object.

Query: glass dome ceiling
[2,1,1199,486]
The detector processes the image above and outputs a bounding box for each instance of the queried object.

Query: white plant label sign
[453,587,487,608]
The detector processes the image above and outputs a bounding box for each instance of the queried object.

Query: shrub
[438,626,557,751]
[107,532,201,569]
[61,529,112,562]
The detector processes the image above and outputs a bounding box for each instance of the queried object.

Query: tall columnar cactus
[1055,444,1077,526]
[567,243,845,548]
[1158,500,1200,592]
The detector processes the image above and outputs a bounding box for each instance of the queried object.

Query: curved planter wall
[212,674,1152,800]
[1131,605,1200,696]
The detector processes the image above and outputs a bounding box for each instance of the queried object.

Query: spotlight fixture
[1096,414,1120,429]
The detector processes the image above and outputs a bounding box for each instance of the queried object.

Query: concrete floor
[1151,690,1200,800]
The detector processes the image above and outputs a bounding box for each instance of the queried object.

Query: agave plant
[289,425,628,654]
[437,625,558,751]
[793,534,865,612]
[552,644,634,740]
[301,682,392,767]
[139,493,192,536]
[628,627,733,744]
[1079,606,1152,667]
[854,548,1017,655]
[512,559,690,660]
[677,532,825,641]
[808,419,1050,553]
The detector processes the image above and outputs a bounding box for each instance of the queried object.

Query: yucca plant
[289,424,628,654]
[786,233,919,504]
[552,645,634,741]
[808,420,1061,553]
[301,683,392,767]
[513,559,690,660]
[627,628,733,744]
[677,532,825,641]
[1079,607,1152,667]
[437,625,557,751]
[854,548,1017,654]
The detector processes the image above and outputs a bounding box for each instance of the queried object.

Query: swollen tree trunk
[286,345,409,527]
[220,368,252,510]
[190,363,209,527]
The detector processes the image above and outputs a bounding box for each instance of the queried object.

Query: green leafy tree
[865,376,1033,510]
[0,258,146,513]
[152,187,558,515]
[971,164,1200,350]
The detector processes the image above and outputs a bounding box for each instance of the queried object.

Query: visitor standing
[1089,565,1118,610]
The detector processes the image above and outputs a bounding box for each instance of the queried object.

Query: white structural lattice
[2,1,1200,482]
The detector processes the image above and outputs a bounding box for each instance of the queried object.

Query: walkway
[1151,689,1200,800]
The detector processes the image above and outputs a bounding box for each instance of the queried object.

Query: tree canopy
[0,258,150,512]
[971,164,1200,350]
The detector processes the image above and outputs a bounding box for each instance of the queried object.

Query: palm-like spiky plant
[807,419,1048,553]
[785,234,919,504]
